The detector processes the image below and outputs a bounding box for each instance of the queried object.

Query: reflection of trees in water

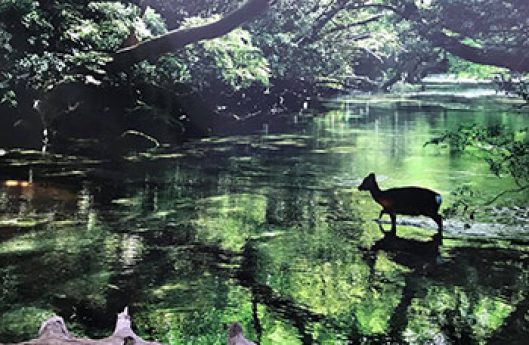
[489,294,529,344]
[237,242,322,345]
[367,232,529,344]
[2,155,529,343]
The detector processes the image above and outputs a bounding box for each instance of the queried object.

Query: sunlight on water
[1,89,529,344]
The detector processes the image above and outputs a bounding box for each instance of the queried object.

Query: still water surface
[1,88,529,344]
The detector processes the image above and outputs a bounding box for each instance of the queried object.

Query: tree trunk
[107,0,271,72]
[11,307,162,345]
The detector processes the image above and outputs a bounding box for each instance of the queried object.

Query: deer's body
[358,173,443,241]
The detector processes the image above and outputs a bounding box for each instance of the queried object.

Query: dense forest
[1,0,528,151]
[1,1,529,345]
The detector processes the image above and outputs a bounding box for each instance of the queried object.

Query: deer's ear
[368,172,376,179]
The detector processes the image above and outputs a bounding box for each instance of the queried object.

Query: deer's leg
[379,209,386,220]
[389,213,397,235]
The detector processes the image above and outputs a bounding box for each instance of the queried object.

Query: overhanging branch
[390,1,529,72]
[427,31,529,73]
[317,15,383,40]
[107,0,271,72]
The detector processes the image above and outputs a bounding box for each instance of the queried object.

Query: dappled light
[1,86,529,344]
[1,0,529,344]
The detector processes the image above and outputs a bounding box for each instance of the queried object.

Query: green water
[1,91,528,344]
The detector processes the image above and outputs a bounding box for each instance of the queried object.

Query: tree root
[13,307,162,345]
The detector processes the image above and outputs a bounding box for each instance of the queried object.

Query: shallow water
[1,87,529,344]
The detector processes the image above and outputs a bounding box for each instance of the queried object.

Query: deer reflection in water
[369,224,442,270]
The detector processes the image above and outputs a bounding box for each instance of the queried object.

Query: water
[1,88,529,344]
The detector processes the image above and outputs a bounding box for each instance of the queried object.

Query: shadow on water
[359,225,529,344]
[1,89,529,344]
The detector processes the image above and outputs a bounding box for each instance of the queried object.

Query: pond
[1,84,529,344]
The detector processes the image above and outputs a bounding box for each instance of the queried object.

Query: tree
[0,0,275,149]
[426,125,529,216]
[107,0,272,72]
[388,0,529,73]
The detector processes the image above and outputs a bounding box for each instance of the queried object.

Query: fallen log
[7,309,257,345]
[10,307,162,345]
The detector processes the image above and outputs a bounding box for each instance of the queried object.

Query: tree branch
[482,185,529,206]
[317,15,383,40]
[296,0,348,46]
[426,30,529,73]
[297,1,392,47]
[107,0,271,72]
[388,1,529,72]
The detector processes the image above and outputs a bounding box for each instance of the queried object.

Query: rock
[227,322,256,345]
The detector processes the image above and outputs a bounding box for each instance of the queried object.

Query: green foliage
[251,0,388,85]
[129,13,271,96]
[68,3,136,51]
[426,124,529,212]
[142,7,168,36]
[132,56,191,87]
[0,0,271,118]
[441,185,480,218]
[0,0,168,106]
[0,28,14,106]
[0,266,18,306]
[73,2,167,50]
[0,307,55,341]
[14,51,67,90]
[427,125,529,185]
[179,16,270,91]
[448,55,507,79]
[0,0,36,13]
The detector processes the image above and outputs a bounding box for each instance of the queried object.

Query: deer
[358,173,443,243]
